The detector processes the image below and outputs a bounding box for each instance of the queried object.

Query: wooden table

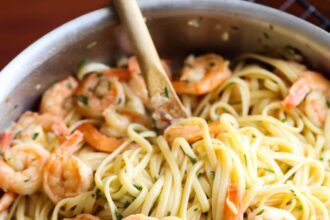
[0,0,329,69]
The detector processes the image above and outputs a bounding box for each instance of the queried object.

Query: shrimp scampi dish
[1,53,330,220]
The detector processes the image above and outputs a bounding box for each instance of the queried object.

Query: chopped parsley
[76,95,89,106]
[319,157,324,161]
[327,100,330,109]
[67,82,73,89]
[182,79,190,83]
[77,59,87,69]
[123,200,131,208]
[133,184,142,191]
[281,118,287,123]
[263,168,275,173]
[24,178,30,183]
[163,86,170,99]
[154,176,159,181]
[95,188,102,200]
[31,132,39,140]
[167,211,171,216]
[256,209,265,215]
[115,210,123,220]
[296,205,303,211]
[244,154,247,165]
[194,208,198,212]
[184,63,193,68]
[97,72,104,78]
[187,154,197,164]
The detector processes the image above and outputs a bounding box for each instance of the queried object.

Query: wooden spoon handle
[113,0,187,119]
[113,0,163,74]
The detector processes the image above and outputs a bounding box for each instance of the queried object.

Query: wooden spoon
[113,0,188,121]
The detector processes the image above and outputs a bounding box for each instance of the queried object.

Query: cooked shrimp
[127,57,172,105]
[69,214,100,220]
[172,54,231,95]
[303,91,328,126]
[43,131,93,203]
[77,123,124,153]
[283,71,330,110]
[12,112,69,143]
[165,121,223,144]
[0,191,16,212]
[40,76,79,118]
[75,72,125,118]
[224,185,243,220]
[0,141,50,195]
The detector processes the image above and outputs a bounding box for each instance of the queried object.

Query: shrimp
[0,191,16,212]
[165,121,224,144]
[12,112,69,143]
[43,131,93,203]
[0,135,50,195]
[303,91,328,126]
[77,123,124,153]
[0,133,16,212]
[172,54,231,95]
[283,71,330,110]
[224,185,243,220]
[40,76,79,118]
[75,72,125,118]
[69,214,100,220]
[127,57,172,104]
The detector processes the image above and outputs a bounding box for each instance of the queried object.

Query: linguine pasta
[0,53,330,220]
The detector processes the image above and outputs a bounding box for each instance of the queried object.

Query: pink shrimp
[75,72,124,118]
[40,76,79,118]
[172,54,231,95]
[43,131,93,203]
[0,132,50,195]
[283,71,330,110]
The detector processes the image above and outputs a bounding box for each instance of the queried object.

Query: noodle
[1,53,330,220]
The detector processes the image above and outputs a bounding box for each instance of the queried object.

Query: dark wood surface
[0,0,329,69]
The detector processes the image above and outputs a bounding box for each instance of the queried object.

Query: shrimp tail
[225,184,243,220]
[0,132,13,153]
[56,131,83,156]
[77,123,124,153]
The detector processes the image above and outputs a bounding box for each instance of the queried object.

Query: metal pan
[0,0,329,129]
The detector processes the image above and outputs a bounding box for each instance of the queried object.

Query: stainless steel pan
[1,0,329,129]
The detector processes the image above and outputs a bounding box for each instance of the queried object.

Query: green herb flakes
[134,184,142,191]
[256,209,265,215]
[164,86,170,99]
[115,210,123,220]
[76,95,89,106]
[123,201,131,208]
[77,59,87,69]
[297,205,303,211]
[31,132,39,140]
[187,154,197,164]
[97,72,104,78]
[263,168,275,173]
[95,188,102,200]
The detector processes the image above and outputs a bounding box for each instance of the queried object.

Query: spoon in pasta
[113,0,188,124]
